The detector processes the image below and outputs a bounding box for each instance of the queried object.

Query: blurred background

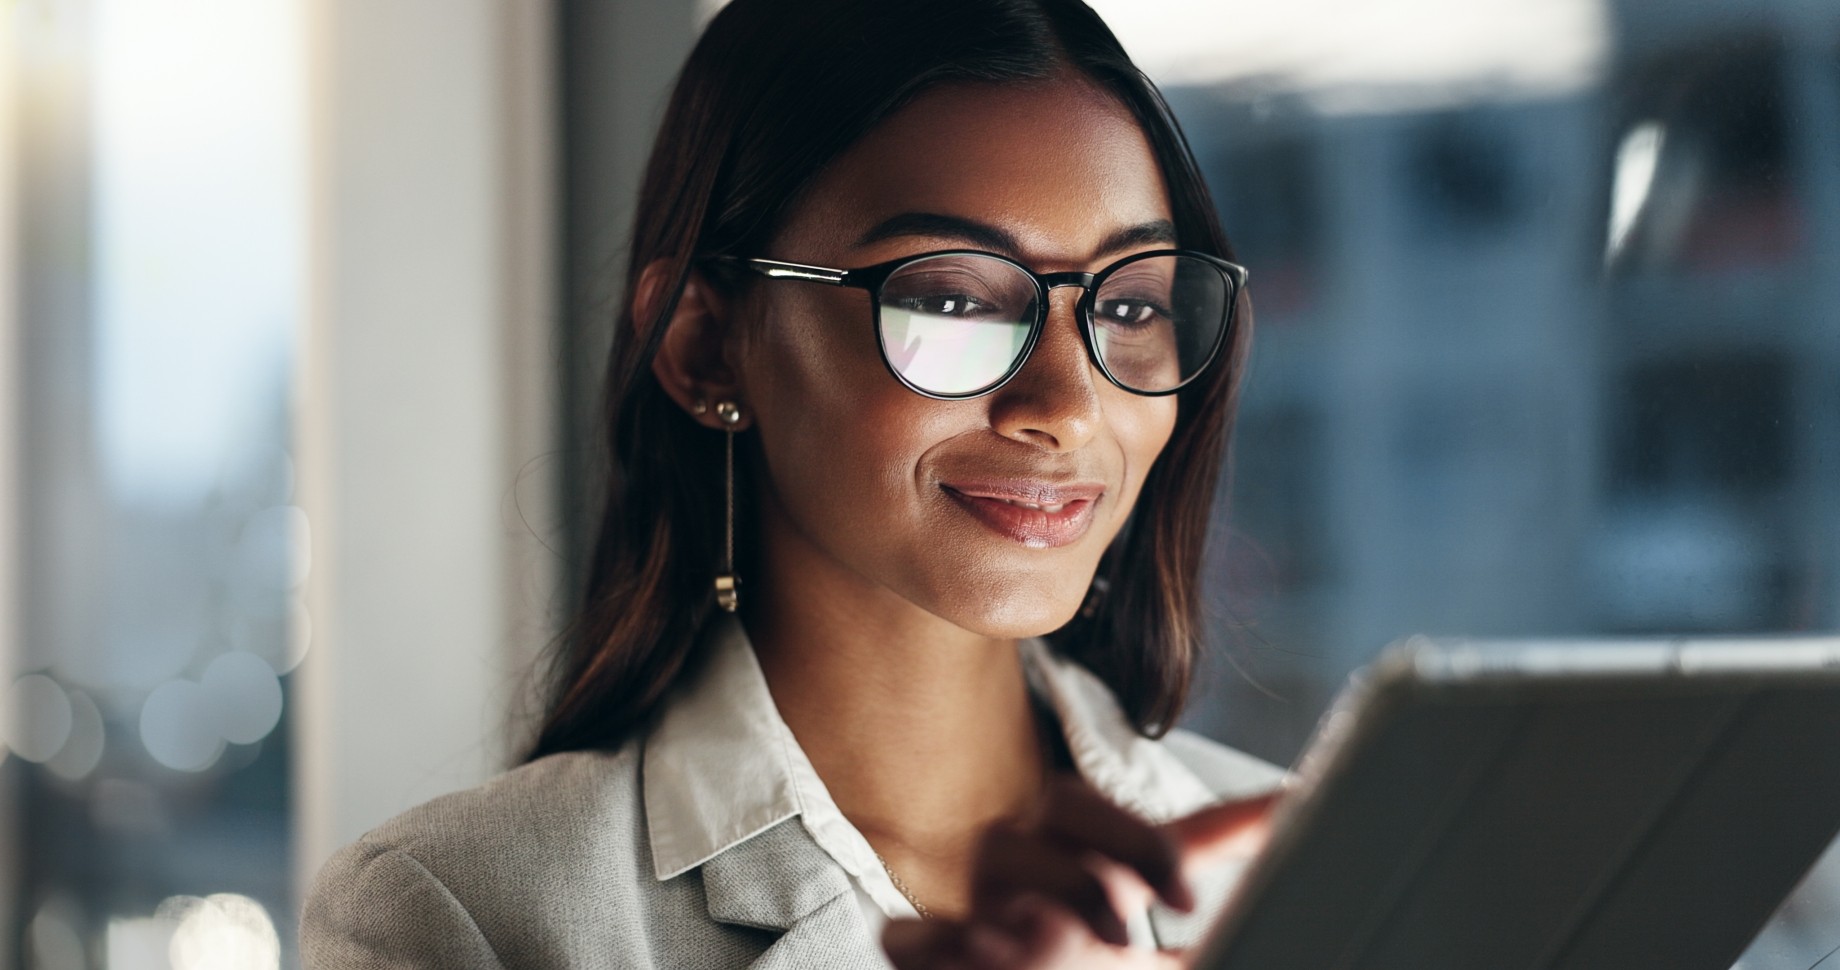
[0,0,1835,966]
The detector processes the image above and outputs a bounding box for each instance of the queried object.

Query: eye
[1094,298,1169,328]
[892,293,1001,317]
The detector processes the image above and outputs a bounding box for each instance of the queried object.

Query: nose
[987,287,1102,452]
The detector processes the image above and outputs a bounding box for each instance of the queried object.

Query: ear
[643,259,753,431]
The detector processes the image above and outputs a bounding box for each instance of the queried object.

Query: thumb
[1163,790,1280,874]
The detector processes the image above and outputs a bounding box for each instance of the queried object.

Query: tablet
[1193,635,1840,970]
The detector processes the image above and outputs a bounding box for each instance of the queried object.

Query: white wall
[293,0,560,896]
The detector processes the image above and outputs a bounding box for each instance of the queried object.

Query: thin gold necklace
[873,849,933,921]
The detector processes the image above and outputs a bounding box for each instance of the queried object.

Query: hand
[882,779,1279,969]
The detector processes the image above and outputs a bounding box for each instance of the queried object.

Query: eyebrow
[854,212,1178,261]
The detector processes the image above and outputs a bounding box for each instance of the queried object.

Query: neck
[748,594,1047,843]
[743,511,1051,916]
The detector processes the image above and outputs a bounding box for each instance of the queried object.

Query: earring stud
[692,398,709,415]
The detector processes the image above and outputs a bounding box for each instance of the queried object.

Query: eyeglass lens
[874,253,1230,397]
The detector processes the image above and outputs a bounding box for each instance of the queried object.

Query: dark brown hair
[526,0,1252,760]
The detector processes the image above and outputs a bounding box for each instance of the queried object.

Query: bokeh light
[163,894,281,970]
[1607,120,1666,261]
[100,893,282,970]
[201,652,283,746]
[6,673,74,763]
[46,688,106,781]
[139,680,224,772]
[27,903,86,970]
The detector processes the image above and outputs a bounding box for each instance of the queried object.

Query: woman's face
[733,77,1180,638]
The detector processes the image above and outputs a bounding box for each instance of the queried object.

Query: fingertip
[1150,829,1196,912]
[964,922,1024,967]
[1000,892,1047,928]
[1162,872,1197,913]
[1169,791,1280,849]
[881,918,928,955]
[1093,906,1130,948]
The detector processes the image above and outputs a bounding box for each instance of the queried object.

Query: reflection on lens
[1093,254,1230,393]
[878,254,1035,395]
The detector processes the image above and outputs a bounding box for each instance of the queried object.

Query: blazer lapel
[697,818,886,968]
[749,891,881,970]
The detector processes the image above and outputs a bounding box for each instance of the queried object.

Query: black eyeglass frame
[705,248,1249,401]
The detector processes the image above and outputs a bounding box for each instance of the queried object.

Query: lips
[940,481,1104,549]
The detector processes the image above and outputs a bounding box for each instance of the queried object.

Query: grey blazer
[300,733,1279,969]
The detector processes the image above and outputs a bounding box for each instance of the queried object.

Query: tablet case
[1195,637,1840,970]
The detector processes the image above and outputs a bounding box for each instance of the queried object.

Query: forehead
[780,77,1173,264]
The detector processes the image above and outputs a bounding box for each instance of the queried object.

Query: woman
[301,0,1282,966]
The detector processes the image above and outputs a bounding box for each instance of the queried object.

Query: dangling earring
[713,400,742,612]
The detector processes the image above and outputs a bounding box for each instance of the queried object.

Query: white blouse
[640,613,1284,951]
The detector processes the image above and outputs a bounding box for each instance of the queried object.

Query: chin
[930,584,1086,640]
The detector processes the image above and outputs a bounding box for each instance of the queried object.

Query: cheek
[740,293,949,538]
[1111,396,1180,509]
[741,289,883,432]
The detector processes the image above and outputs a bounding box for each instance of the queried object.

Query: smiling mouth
[939,482,1105,549]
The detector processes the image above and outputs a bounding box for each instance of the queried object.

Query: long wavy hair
[526,0,1252,760]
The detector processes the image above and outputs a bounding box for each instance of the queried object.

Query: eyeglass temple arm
[723,256,850,286]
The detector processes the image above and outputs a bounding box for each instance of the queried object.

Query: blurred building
[5,3,303,967]
[3,2,557,968]
[1169,0,1840,762]
[1161,0,1840,961]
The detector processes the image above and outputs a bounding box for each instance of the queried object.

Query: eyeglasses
[709,248,1248,400]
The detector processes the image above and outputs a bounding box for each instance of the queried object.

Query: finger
[996,893,1096,963]
[1037,777,1194,912]
[883,918,968,970]
[998,895,1187,969]
[1164,791,1280,874]
[973,826,1133,947]
[1077,849,1160,923]
[960,921,1028,969]
[883,920,956,970]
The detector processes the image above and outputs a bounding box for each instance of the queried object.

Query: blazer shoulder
[302,745,653,968]
[362,745,645,867]
[1159,728,1287,801]
[303,840,506,969]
